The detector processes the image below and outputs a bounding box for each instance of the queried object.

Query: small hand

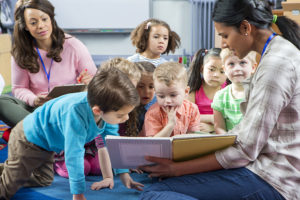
[77,69,93,85]
[199,122,215,133]
[163,106,178,126]
[120,173,144,191]
[90,178,114,190]
[34,94,51,107]
[73,194,86,200]
[139,156,177,178]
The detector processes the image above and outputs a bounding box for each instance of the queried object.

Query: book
[105,132,237,169]
[47,84,86,98]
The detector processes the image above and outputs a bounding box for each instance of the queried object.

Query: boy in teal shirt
[212,48,256,134]
[0,67,140,200]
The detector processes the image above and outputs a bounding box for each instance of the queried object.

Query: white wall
[72,0,192,56]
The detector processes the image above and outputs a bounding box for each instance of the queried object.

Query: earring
[245,33,248,36]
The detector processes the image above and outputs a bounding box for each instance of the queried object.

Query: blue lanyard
[36,47,53,92]
[260,33,276,61]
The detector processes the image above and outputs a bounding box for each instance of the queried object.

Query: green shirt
[211,85,244,131]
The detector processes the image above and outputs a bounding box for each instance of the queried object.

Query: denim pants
[140,167,285,200]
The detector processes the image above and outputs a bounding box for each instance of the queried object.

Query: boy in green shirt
[212,49,256,134]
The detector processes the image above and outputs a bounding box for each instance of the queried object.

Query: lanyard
[260,33,276,61]
[36,47,53,92]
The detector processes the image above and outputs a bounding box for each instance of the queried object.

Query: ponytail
[275,16,300,49]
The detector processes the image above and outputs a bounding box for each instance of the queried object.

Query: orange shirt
[139,99,201,137]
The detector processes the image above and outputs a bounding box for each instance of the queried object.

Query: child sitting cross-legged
[0,67,141,200]
[212,48,257,134]
[139,62,201,137]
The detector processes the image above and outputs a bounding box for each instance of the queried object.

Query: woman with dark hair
[139,0,300,199]
[0,0,97,128]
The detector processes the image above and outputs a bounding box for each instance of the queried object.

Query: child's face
[146,25,169,57]
[202,57,227,88]
[224,56,254,84]
[137,74,155,105]
[154,80,189,110]
[101,105,135,125]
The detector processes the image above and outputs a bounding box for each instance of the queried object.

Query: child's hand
[120,173,144,191]
[77,69,93,85]
[130,168,144,174]
[164,106,178,126]
[199,122,214,133]
[90,178,114,190]
[73,194,86,200]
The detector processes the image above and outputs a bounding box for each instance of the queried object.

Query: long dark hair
[188,48,221,93]
[212,0,300,49]
[12,0,66,73]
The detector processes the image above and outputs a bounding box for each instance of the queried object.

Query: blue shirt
[23,92,118,194]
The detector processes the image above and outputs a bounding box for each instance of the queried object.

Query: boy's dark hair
[87,67,140,112]
[188,48,221,93]
[12,0,66,73]
[212,0,300,50]
[130,18,181,54]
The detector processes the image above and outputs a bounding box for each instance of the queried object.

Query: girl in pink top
[0,0,97,129]
[187,48,227,132]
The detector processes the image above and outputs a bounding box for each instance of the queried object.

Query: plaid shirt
[215,36,300,200]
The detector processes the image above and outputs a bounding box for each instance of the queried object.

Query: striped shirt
[211,85,244,131]
[215,36,300,200]
[127,53,167,67]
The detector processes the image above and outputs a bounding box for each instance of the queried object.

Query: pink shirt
[12,35,97,106]
[195,86,213,115]
[139,99,201,137]
[195,83,226,115]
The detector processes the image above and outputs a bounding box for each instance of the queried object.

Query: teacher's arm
[139,153,223,178]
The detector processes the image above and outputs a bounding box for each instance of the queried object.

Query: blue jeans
[140,168,285,200]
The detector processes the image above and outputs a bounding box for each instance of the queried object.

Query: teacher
[0,0,97,129]
[139,0,300,199]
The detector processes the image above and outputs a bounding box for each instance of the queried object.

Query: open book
[106,132,237,169]
[47,84,86,98]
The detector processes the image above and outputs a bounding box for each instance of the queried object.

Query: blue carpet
[0,146,154,199]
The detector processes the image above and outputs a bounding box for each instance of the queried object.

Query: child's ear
[92,105,102,116]
[251,63,257,74]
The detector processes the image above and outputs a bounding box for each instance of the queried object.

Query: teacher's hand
[138,156,178,178]
[34,94,51,107]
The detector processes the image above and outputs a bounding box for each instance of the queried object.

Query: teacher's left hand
[138,156,178,178]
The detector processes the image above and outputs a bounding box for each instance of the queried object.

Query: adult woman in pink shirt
[0,0,97,129]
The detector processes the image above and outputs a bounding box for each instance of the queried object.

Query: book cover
[105,133,237,169]
[47,84,86,98]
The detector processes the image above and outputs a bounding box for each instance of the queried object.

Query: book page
[106,136,172,169]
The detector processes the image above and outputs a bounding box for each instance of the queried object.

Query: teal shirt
[211,85,244,131]
[23,92,119,194]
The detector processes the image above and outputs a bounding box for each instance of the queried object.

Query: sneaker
[2,128,11,142]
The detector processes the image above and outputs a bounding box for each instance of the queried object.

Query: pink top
[195,86,213,115]
[12,35,97,106]
[139,99,201,137]
[195,83,226,115]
